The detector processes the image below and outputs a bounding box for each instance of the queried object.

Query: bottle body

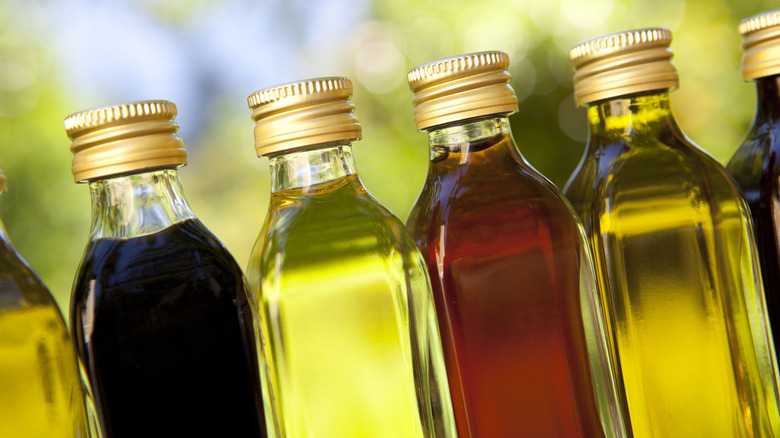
[406,117,619,437]
[0,226,88,438]
[727,75,780,355]
[247,145,455,438]
[565,93,780,437]
[70,170,265,438]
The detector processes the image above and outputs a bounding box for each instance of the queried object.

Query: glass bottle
[64,101,266,438]
[245,77,456,438]
[0,169,89,438]
[564,28,780,437]
[728,10,780,354]
[404,51,624,437]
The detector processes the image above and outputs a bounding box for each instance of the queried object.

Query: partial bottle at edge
[0,169,90,438]
[728,10,780,356]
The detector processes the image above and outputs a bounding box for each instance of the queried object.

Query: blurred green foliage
[0,0,776,318]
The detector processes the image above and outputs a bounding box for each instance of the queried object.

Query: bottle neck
[87,168,195,240]
[586,90,680,141]
[269,143,357,192]
[753,75,780,121]
[425,116,520,165]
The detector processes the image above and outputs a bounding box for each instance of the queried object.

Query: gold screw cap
[64,100,187,183]
[247,77,362,157]
[407,51,518,131]
[740,10,780,81]
[570,28,678,106]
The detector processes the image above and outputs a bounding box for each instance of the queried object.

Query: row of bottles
[5,8,780,438]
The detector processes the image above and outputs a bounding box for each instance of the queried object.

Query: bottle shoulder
[410,161,587,255]
[575,135,742,201]
[255,175,422,271]
[727,120,780,201]
[0,243,61,311]
[73,218,245,298]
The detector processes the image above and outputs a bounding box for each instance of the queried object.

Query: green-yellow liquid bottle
[245,78,456,437]
[564,29,780,437]
[0,170,89,438]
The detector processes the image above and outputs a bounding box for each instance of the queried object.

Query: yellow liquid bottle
[564,28,780,437]
[0,170,89,438]
[244,78,456,437]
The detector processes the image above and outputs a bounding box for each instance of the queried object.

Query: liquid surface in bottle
[565,95,780,437]
[727,75,780,355]
[0,240,85,438]
[248,174,438,438]
[406,132,606,437]
[71,219,264,438]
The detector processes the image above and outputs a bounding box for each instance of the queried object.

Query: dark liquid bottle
[405,52,624,437]
[728,12,780,352]
[64,101,266,438]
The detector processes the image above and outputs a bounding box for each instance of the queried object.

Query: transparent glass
[0,213,89,438]
[728,75,780,354]
[70,169,265,438]
[246,144,457,438]
[406,117,624,437]
[565,91,780,437]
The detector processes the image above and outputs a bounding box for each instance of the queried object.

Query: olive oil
[249,173,430,437]
[245,78,456,437]
[0,300,86,438]
[0,170,88,438]
[566,29,780,437]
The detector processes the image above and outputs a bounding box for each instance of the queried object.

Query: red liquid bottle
[405,52,625,437]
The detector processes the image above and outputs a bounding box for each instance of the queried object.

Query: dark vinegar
[71,219,265,438]
[406,134,605,437]
[728,75,780,352]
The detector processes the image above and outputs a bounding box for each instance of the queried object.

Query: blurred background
[0,0,774,316]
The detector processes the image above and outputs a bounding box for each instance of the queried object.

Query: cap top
[247,77,362,157]
[407,51,518,131]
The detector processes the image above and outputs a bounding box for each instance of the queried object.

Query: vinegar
[407,128,606,437]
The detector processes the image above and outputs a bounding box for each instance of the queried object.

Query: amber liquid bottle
[0,170,89,438]
[728,11,780,353]
[405,52,624,437]
[565,28,780,437]
[64,101,266,438]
